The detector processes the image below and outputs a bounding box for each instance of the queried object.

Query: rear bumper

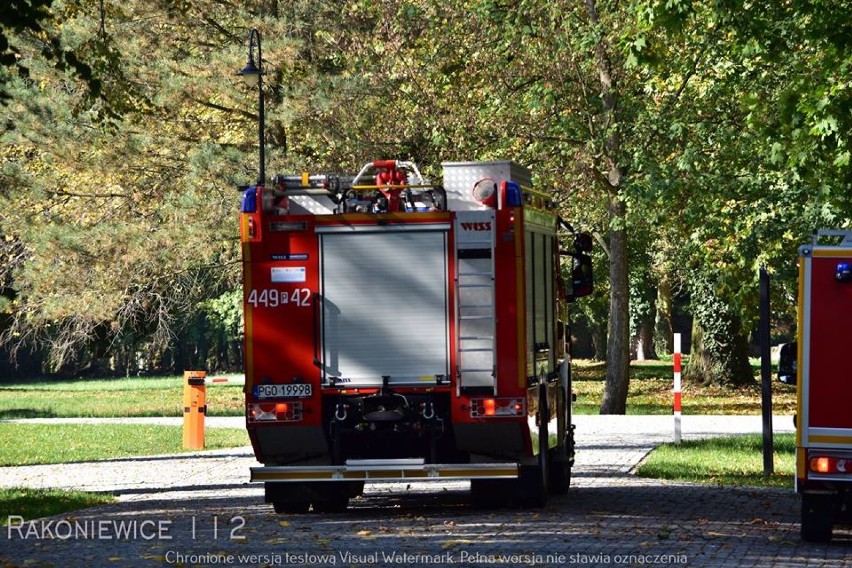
[251,459,518,484]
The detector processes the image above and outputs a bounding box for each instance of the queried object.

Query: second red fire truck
[240,159,593,512]
[779,230,852,541]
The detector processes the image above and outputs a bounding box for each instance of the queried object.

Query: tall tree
[260,1,638,411]
[651,1,849,384]
[0,0,256,372]
[581,0,630,413]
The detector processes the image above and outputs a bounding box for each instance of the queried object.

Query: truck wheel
[311,486,348,513]
[272,500,310,514]
[518,384,549,508]
[264,483,311,515]
[548,451,571,495]
[518,463,548,508]
[310,481,362,513]
[548,382,572,495]
[266,482,310,514]
[801,493,834,542]
[312,495,349,513]
[471,479,513,509]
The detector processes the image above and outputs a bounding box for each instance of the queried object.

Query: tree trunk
[586,0,631,414]
[684,278,755,386]
[655,276,674,354]
[600,198,631,413]
[591,324,607,361]
[634,281,658,361]
[635,318,657,361]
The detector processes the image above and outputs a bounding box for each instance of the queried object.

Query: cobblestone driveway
[0,415,849,567]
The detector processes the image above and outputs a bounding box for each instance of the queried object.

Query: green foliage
[0,0,101,105]
[200,289,243,344]
[625,0,849,384]
[0,0,849,386]
[0,0,248,373]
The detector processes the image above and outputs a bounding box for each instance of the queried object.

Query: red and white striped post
[673,333,682,444]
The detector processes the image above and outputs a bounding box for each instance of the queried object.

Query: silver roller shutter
[319,227,450,387]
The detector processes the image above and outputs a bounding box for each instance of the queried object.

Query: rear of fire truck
[239,160,593,512]
[779,230,852,541]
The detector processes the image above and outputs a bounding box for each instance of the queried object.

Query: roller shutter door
[319,227,450,387]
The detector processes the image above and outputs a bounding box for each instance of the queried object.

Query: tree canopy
[0,1,849,408]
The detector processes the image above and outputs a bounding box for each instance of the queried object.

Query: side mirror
[778,342,797,385]
[568,253,593,302]
[574,232,593,253]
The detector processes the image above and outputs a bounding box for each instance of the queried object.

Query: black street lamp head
[237,28,263,87]
[237,57,262,87]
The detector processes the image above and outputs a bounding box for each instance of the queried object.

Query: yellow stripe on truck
[242,239,254,392]
[807,435,852,445]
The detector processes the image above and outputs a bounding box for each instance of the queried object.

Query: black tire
[548,450,571,495]
[311,495,349,513]
[801,493,834,542]
[518,384,549,508]
[272,500,310,514]
[548,378,572,495]
[266,482,311,514]
[470,479,514,509]
[310,481,362,513]
[518,463,548,508]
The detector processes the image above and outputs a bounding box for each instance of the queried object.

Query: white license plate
[253,383,312,399]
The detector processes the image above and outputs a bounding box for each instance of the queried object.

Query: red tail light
[249,401,303,422]
[483,399,496,416]
[470,398,525,418]
[809,456,849,474]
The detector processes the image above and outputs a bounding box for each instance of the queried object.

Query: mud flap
[801,493,834,542]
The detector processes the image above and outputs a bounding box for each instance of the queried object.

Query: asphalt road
[1,415,849,567]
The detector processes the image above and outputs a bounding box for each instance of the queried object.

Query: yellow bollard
[183,371,207,449]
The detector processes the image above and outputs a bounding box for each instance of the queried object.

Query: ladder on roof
[812,229,852,247]
[455,211,497,393]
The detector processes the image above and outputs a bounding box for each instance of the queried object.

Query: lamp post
[237,28,265,186]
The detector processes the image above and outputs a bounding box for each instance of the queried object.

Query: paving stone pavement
[0,415,849,567]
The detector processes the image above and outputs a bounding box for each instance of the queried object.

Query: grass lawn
[572,359,797,415]
[635,433,796,488]
[0,423,250,466]
[0,488,115,525]
[0,375,245,419]
[0,422,249,523]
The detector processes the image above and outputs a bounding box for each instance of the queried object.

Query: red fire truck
[239,160,593,512]
[779,230,852,541]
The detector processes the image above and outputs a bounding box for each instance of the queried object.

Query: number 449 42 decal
[246,288,311,308]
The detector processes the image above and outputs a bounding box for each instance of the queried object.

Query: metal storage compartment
[442,161,532,210]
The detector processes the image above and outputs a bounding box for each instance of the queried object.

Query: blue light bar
[503,181,523,207]
[242,186,258,213]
